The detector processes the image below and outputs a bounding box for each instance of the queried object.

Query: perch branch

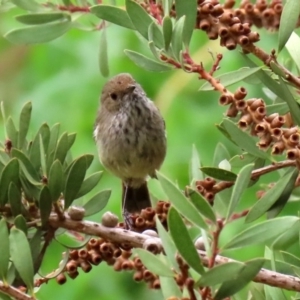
[49,215,300,292]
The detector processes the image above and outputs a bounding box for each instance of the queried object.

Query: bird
[94,73,166,225]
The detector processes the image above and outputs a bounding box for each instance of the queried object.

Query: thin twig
[0,281,35,300]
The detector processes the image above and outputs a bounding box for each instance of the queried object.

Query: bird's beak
[126,84,136,94]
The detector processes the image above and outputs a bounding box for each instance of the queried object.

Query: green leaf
[229,153,256,168]
[47,123,60,156]
[148,22,164,49]
[161,0,172,17]
[246,168,297,223]
[162,16,172,51]
[11,0,40,11]
[67,133,76,150]
[226,164,254,220]
[157,172,208,230]
[215,259,265,300]
[174,0,197,46]
[90,5,135,30]
[9,228,34,292]
[281,251,300,268]
[272,220,299,250]
[54,132,69,164]
[199,262,245,286]
[135,249,174,277]
[14,215,27,235]
[168,207,205,275]
[39,186,52,227]
[126,0,153,39]
[213,143,231,167]
[64,156,87,209]
[18,102,32,149]
[242,55,285,100]
[99,26,109,77]
[39,134,47,176]
[189,144,203,183]
[278,76,300,126]
[83,189,111,217]
[278,1,300,52]
[266,103,289,115]
[200,166,237,181]
[199,67,262,91]
[5,19,72,44]
[0,219,9,283]
[285,32,300,71]
[29,123,50,170]
[222,119,270,159]
[76,171,103,198]
[223,217,299,249]
[171,16,185,61]
[124,50,173,72]
[6,117,18,148]
[160,276,182,299]
[29,229,42,272]
[11,148,40,182]
[48,160,63,202]
[9,182,22,217]
[0,158,20,206]
[187,187,216,223]
[156,218,179,271]
[16,12,69,25]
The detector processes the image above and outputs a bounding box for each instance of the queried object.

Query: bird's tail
[122,182,151,214]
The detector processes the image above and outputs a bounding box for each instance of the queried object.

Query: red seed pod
[56,273,67,285]
[80,261,92,273]
[234,87,247,100]
[239,114,253,129]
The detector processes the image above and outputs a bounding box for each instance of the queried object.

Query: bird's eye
[110,93,118,100]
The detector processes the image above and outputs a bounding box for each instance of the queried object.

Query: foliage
[1,0,300,300]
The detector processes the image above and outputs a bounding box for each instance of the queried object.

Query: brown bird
[94,73,166,224]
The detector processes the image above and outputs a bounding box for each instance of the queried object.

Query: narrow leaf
[91,5,135,30]
[162,16,172,51]
[223,217,299,249]
[64,156,87,209]
[135,249,174,277]
[18,102,32,149]
[156,218,179,271]
[157,172,208,230]
[222,119,270,159]
[5,19,72,44]
[48,160,63,202]
[124,50,173,72]
[200,167,237,181]
[215,259,265,300]
[126,0,153,39]
[168,207,205,275]
[199,67,262,91]
[16,12,69,25]
[83,189,111,217]
[9,228,34,292]
[6,117,18,148]
[174,0,197,46]
[278,76,300,126]
[39,186,52,227]
[199,262,245,286]
[11,0,40,11]
[278,1,300,52]
[286,32,300,71]
[187,187,216,223]
[9,182,22,217]
[0,219,9,283]
[54,132,69,164]
[246,168,297,223]
[171,16,185,61]
[226,164,254,220]
[0,158,20,206]
[14,215,27,234]
[160,276,182,299]
[189,144,203,183]
[76,171,103,198]
[99,26,109,77]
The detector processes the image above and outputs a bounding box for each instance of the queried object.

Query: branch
[49,215,300,293]
[0,281,34,300]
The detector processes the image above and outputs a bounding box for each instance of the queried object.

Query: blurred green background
[0,1,298,299]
